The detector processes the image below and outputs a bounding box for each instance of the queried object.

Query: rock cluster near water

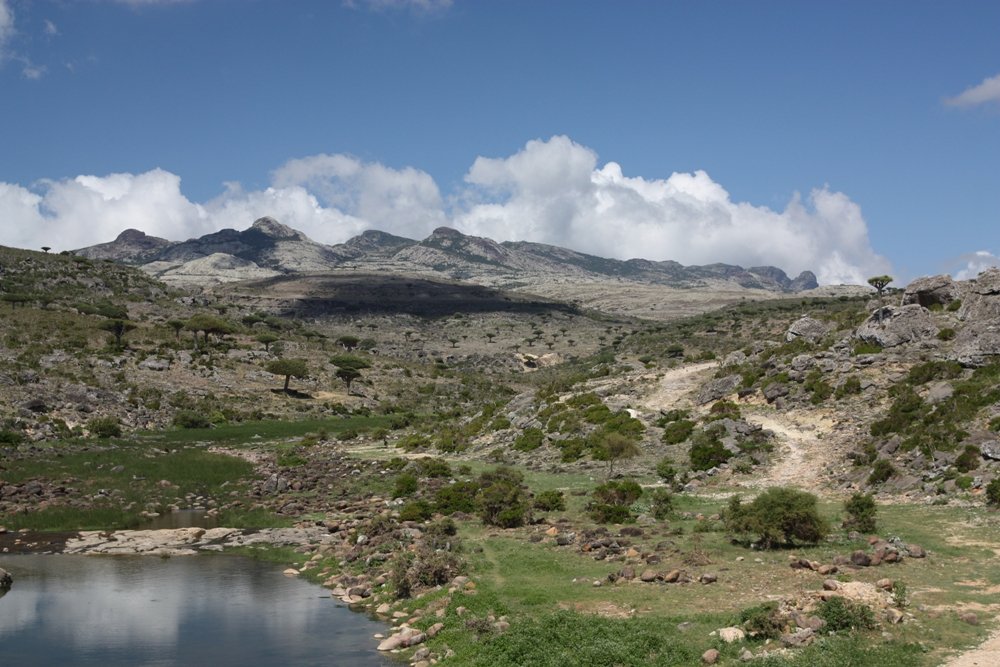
[62,526,337,556]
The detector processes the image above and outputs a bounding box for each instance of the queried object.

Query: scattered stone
[699,573,718,584]
[885,608,905,624]
[850,550,872,567]
[959,611,979,626]
[702,648,720,664]
[739,649,754,662]
[823,579,839,591]
[663,569,681,583]
[718,627,746,643]
[906,544,927,558]
[640,569,659,583]
[780,627,815,648]
[876,578,893,591]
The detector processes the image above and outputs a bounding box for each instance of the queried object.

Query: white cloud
[946,73,1000,108]
[272,154,447,239]
[43,19,58,36]
[0,0,15,62]
[455,136,890,285]
[344,0,453,13]
[952,250,1000,280]
[0,137,890,285]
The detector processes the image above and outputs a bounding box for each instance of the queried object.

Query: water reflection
[0,554,390,666]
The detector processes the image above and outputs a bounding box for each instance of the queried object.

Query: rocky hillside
[74,218,818,296]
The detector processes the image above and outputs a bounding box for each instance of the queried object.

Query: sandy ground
[740,410,838,492]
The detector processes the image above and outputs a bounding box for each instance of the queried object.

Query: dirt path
[739,410,837,491]
[638,361,718,412]
[942,625,1000,667]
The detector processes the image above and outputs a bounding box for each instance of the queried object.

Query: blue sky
[1,0,998,284]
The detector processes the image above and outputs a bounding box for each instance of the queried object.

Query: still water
[0,554,390,666]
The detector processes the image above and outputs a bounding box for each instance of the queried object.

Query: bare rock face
[854,304,938,348]
[75,228,175,264]
[697,375,741,404]
[902,274,960,308]
[786,316,831,344]
[950,322,1000,367]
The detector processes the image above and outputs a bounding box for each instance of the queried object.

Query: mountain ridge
[74,218,818,293]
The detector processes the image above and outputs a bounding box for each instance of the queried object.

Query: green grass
[136,415,396,446]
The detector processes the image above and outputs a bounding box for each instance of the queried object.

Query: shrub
[398,500,434,522]
[956,475,974,490]
[476,467,532,528]
[842,493,877,533]
[937,328,956,341]
[389,549,463,599]
[817,597,876,633]
[588,480,643,523]
[987,479,1000,506]
[955,444,981,473]
[739,602,784,640]
[173,409,212,429]
[534,490,566,512]
[514,427,545,452]
[0,429,24,445]
[435,481,480,514]
[724,487,828,548]
[393,473,419,499]
[662,419,695,444]
[706,400,741,421]
[689,426,731,471]
[868,459,895,485]
[87,416,122,439]
[649,488,674,520]
[947,299,963,312]
[416,457,452,478]
[655,457,676,484]
[835,375,863,399]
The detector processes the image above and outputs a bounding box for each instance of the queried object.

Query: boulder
[763,383,789,403]
[138,357,170,371]
[850,550,872,567]
[0,567,11,590]
[949,323,1000,367]
[854,304,938,348]
[702,648,720,665]
[697,375,742,405]
[902,274,960,308]
[780,627,815,648]
[718,627,746,643]
[786,317,831,344]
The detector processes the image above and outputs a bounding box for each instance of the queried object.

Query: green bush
[739,602,784,640]
[393,473,419,498]
[705,399,741,421]
[818,596,876,633]
[955,445,981,473]
[588,480,643,524]
[649,488,674,520]
[173,409,212,429]
[87,416,122,439]
[868,459,895,486]
[724,487,828,548]
[0,429,25,445]
[415,457,452,478]
[655,457,676,483]
[689,426,731,471]
[534,490,566,512]
[476,467,532,528]
[398,499,434,522]
[937,328,956,341]
[435,481,480,514]
[662,419,695,444]
[835,375,863,399]
[514,427,545,452]
[987,479,1000,506]
[842,493,877,533]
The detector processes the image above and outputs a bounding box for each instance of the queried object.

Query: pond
[0,554,391,666]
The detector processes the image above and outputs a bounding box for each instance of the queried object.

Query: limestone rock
[697,375,741,405]
[702,648,720,664]
[786,316,832,344]
[718,627,746,643]
[855,304,938,348]
[902,274,960,308]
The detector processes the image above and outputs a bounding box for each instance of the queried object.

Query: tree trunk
[283,375,290,392]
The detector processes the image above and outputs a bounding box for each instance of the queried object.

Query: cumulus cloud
[0,136,889,284]
[952,250,1000,280]
[0,0,16,61]
[272,154,447,238]
[946,73,1000,108]
[454,136,889,284]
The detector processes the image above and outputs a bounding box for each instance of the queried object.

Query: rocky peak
[249,217,303,241]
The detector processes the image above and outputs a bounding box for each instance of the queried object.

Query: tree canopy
[265,358,309,392]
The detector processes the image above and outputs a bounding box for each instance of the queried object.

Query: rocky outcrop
[902,274,960,308]
[0,567,12,590]
[786,316,832,344]
[697,375,742,404]
[854,305,938,348]
[63,526,337,556]
[75,229,175,264]
[143,253,282,286]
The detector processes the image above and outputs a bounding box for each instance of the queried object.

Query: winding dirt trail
[740,410,837,492]
[942,626,1000,667]
[638,361,718,413]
